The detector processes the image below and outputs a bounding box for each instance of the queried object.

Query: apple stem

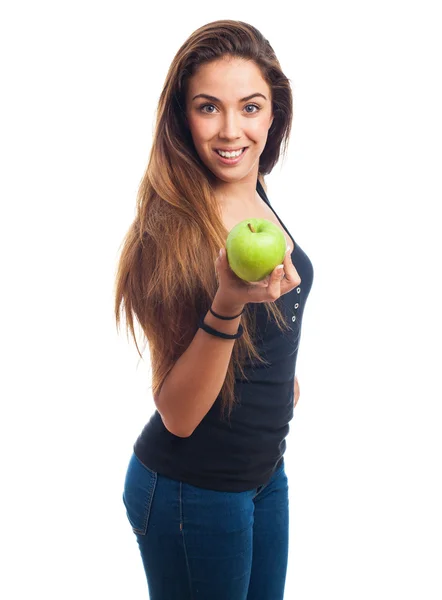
[248,223,256,233]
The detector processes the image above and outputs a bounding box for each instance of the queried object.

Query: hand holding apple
[226,218,287,282]
[214,240,301,310]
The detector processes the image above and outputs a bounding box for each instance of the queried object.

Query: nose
[218,110,242,140]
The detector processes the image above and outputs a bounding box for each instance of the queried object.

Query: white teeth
[216,148,244,158]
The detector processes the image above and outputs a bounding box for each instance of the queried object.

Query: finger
[282,250,300,284]
[255,275,270,287]
[217,248,230,271]
[267,263,284,295]
[215,249,228,280]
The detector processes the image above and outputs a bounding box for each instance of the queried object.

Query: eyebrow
[191,93,268,103]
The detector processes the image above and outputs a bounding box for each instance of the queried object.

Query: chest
[221,194,294,254]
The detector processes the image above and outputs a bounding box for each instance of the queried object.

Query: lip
[213,147,248,166]
[215,147,247,152]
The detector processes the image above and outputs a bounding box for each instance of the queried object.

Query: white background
[1,1,441,598]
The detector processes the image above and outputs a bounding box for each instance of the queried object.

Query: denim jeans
[122,452,289,599]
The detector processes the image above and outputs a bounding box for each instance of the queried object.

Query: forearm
[157,291,245,437]
[294,375,300,407]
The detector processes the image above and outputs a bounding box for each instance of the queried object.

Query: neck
[214,173,260,209]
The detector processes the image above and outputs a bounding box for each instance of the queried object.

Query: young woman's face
[185,57,274,185]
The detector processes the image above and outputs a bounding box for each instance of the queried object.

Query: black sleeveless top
[133,179,315,491]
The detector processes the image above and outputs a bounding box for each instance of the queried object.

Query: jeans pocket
[122,452,157,536]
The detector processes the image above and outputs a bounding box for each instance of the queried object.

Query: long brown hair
[114,20,293,422]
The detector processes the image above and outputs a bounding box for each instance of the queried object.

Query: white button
[292,315,296,322]
[294,303,299,309]
[296,287,301,293]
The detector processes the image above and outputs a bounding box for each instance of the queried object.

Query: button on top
[294,303,299,309]
[296,287,301,294]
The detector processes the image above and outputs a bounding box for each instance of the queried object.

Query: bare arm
[156,291,245,437]
[294,376,300,408]
[157,246,301,438]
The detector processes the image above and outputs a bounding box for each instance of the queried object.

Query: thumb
[216,248,226,270]
[273,263,284,280]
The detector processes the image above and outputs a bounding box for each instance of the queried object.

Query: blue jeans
[122,452,289,599]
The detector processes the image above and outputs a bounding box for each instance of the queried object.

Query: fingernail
[276,265,284,274]
[219,248,223,258]
[286,246,291,255]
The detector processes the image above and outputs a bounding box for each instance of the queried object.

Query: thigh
[123,453,190,598]
[247,462,290,600]
[176,478,255,599]
[122,452,255,600]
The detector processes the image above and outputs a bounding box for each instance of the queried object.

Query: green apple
[226,218,286,282]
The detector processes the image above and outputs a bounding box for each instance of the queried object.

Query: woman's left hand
[294,376,300,408]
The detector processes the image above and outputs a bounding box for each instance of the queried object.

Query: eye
[244,104,260,114]
[198,103,261,115]
[199,104,217,114]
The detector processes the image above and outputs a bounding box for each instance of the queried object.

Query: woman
[115,19,314,600]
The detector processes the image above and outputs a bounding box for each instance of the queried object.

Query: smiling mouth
[214,147,247,158]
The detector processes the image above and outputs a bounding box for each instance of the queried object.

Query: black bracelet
[198,317,244,340]
[209,306,245,320]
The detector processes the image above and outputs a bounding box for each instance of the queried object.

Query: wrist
[212,291,245,318]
